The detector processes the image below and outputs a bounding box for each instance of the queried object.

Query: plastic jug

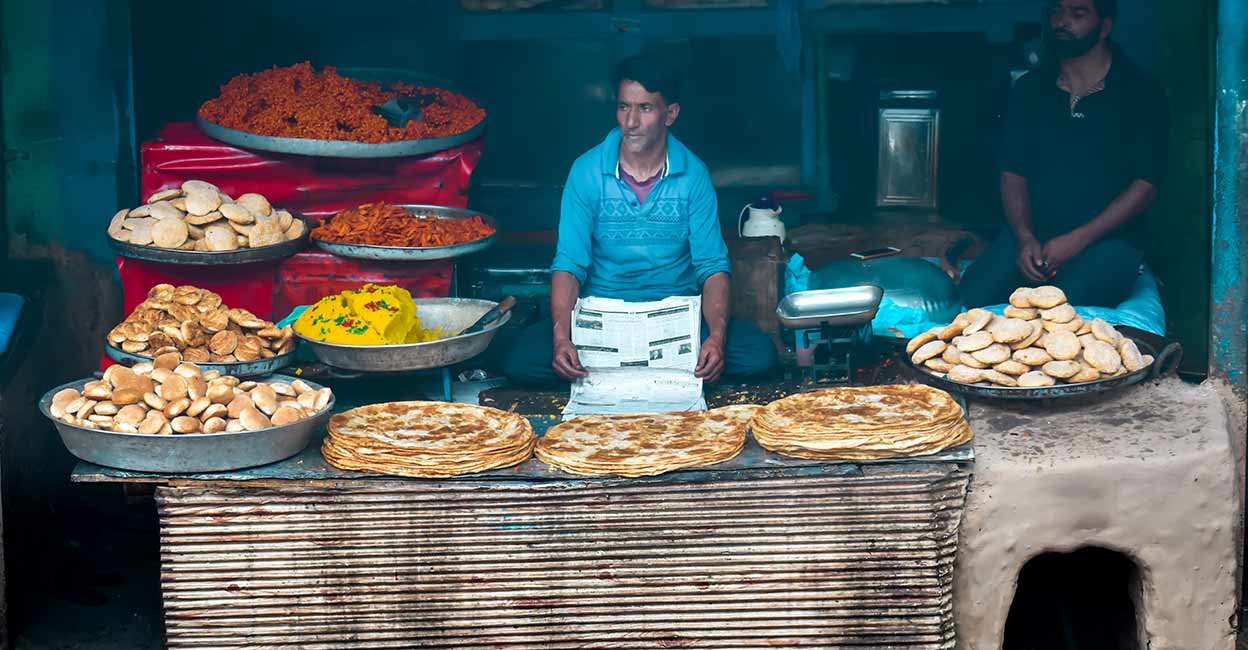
[738,194,786,243]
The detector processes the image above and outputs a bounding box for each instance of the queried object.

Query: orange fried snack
[311,203,495,248]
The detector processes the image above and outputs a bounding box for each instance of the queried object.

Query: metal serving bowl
[294,298,510,372]
[39,375,334,473]
[104,343,294,378]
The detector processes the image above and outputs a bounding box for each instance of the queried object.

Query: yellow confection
[296,284,445,346]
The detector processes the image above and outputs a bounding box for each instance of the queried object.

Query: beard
[1051,27,1101,60]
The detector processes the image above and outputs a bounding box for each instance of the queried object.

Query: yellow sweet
[295,284,445,346]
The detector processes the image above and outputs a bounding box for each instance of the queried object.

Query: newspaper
[562,295,706,419]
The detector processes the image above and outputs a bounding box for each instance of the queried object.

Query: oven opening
[1003,546,1143,650]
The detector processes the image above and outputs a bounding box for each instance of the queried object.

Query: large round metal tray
[294,298,510,372]
[104,343,295,378]
[309,204,497,261]
[195,68,486,159]
[902,339,1182,400]
[106,216,309,266]
[40,375,334,473]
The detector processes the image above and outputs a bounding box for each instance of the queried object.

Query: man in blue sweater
[503,54,778,387]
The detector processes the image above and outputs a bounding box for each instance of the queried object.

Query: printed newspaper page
[562,295,706,418]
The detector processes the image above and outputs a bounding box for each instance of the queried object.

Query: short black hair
[1092,0,1117,19]
[612,54,683,105]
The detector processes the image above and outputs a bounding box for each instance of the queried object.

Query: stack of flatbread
[535,405,758,477]
[907,285,1154,388]
[750,385,972,460]
[322,401,535,478]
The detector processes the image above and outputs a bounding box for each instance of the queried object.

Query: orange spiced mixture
[311,203,495,248]
[198,62,485,143]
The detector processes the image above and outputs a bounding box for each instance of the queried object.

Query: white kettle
[738,195,786,243]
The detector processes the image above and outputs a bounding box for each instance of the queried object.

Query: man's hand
[552,338,587,381]
[694,334,726,383]
[1016,235,1048,283]
[1041,231,1089,275]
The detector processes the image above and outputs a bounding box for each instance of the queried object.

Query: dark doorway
[1003,546,1142,650]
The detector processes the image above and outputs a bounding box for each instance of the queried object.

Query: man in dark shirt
[960,0,1168,308]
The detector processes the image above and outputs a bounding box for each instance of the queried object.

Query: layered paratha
[322,401,535,478]
[751,385,971,460]
[535,405,757,477]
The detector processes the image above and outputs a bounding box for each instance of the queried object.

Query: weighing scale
[776,286,884,384]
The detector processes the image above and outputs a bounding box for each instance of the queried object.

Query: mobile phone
[850,247,902,260]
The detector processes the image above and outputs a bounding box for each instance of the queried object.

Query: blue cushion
[0,293,27,358]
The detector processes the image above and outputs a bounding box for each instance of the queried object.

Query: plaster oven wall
[954,379,1240,650]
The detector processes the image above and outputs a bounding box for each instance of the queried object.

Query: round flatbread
[947,365,983,384]
[924,358,954,373]
[1070,366,1102,383]
[1044,330,1081,361]
[324,401,535,479]
[1018,370,1057,387]
[962,308,994,335]
[959,352,988,369]
[938,313,973,341]
[1041,359,1082,379]
[1091,318,1122,347]
[911,340,947,364]
[1013,347,1054,366]
[942,345,964,364]
[990,318,1032,344]
[971,343,1011,365]
[1042,317,1085,333]
[981,369,1018,387]
[1010,320,1045,351]
[955,331,994,353]
[993,359,1031,376]
[906,328,941,355]
[1039,303,1077,323]
[1029,286,1067,309]
[1120,338,1146,372]
[1082,339,1123,374]
[1009,287,1034,309]
[1003,305,1038,320]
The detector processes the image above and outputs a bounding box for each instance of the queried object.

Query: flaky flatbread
[535,405,757,477]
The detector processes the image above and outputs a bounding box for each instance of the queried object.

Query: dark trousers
[502,317,779,388]
[959,232,1143,308]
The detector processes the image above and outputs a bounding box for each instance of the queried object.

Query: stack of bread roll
[907,286,1153,388]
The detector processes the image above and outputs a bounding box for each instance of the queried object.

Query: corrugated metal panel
[158,466,968,649]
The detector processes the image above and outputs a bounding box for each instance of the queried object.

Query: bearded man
[960,0,1169,307]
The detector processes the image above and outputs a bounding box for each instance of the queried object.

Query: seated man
[504,54,778,387]
[960,0,1167,308]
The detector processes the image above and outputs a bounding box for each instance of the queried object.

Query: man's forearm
[1001,172,1037,243]
[701,272,730,341]
[1069,180,1158,244]
[550,271,581,343]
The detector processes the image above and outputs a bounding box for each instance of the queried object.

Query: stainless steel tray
[777,286,884,329]
[104,343,294,378]
[309,204,497,261]
[902,339,1182,401]
[195,68,486,159]
[106,216,309,266]
[295,298,510,372]
[40,375,334,473]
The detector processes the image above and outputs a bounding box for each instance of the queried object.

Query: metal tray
[104,343,294,378]
[309,204,497,261]
[295,298,510,372]
[40,375,334,473]
[195,68,486,159]
[106,216,309,266]
[777,286,884,329]
[902,339,1182,400]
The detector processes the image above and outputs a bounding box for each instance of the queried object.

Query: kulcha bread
[323,401,535,478]
[749,385,972,461]
[905,286,1153,388]
[535,405,756,477]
